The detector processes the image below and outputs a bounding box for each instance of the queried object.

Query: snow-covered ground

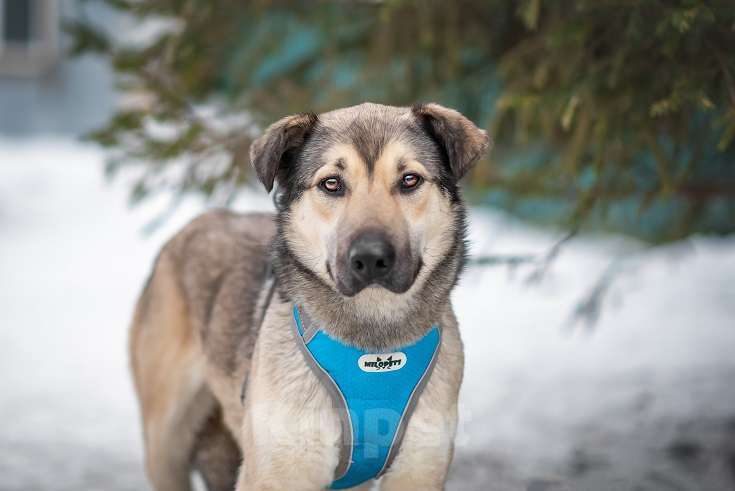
[1,139,734,491]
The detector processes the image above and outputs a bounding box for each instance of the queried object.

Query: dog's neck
[272,235,463,352]
[292,290,450,351]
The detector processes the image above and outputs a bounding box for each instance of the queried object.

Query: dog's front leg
[237,395,343,491]
[236,323,343,491]
[378,401,459,491]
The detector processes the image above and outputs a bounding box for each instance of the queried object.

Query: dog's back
[130,210,275,491]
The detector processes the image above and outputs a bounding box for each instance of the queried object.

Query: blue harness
[293,306,441,489]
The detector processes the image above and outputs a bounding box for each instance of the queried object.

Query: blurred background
[1,1,734,490]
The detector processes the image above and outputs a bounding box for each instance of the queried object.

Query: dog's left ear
[412,103,491,180]
[249,112,319,193]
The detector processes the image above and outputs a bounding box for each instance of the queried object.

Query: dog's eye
[400,173,422,191]
[319,176,344,194]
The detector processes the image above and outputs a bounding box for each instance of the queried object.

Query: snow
[1,139,734,490]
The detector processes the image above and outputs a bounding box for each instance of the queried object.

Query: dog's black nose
[348,232,396,286]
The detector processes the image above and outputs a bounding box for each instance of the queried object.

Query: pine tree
[67,0,735,242]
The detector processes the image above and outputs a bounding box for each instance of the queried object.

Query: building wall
[0,0,117,137]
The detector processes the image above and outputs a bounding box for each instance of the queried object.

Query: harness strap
[240,264,277,405]
[293,306,441,489]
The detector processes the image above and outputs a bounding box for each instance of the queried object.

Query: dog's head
[250,103,489,339]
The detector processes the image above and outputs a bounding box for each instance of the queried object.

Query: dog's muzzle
[334,230,415,296]
[348,231,395,287]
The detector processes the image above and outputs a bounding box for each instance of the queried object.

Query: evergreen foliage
[67,1,735,241]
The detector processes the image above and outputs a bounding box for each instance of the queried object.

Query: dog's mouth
[328,257,423,298]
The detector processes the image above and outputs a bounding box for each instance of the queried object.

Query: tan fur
[287,139,455,321]
[237,297,462,491]
[133,208,459,491]
[130,253,214,491]
[131,210,274,491]
[131,103,489,491]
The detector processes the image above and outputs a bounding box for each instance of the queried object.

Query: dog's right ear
[249,112,319,193]
[412,103,491,180]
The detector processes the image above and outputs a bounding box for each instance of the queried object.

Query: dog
[130,102,490,491]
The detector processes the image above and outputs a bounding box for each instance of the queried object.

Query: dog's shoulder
[162,209,275,279]
[159,209,277,373]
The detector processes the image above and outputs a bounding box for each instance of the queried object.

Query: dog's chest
[241,302,463,489]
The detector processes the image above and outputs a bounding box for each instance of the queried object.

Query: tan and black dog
[130,102,490,491]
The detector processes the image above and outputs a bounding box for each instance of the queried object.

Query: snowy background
[1,139,734,491]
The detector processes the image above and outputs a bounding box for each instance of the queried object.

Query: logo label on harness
[358,352,407,372]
